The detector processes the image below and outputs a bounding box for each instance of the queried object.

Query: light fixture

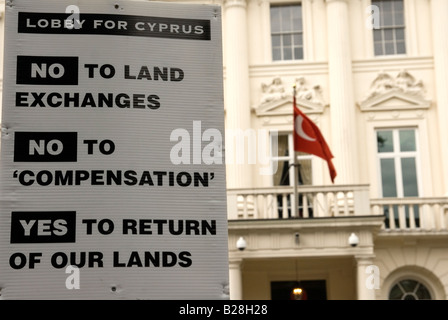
[291,259,307,300]
[291,286,306,300]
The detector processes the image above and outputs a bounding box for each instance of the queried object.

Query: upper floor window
[372,0,406,56]
[377,128,420,198]
[271,132,313,218]
[377,128,421,228]
[270,4,303,61]
[272,133,312,187]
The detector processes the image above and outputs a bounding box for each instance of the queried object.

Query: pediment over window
[254,96,325,117]
[359,89,431,111]
[359,70,431,111]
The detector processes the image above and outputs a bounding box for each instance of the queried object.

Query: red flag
[293,96,337,183]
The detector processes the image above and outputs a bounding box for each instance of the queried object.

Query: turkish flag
[293,96,337,183]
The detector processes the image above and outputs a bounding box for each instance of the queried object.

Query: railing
[227,184,372,220]
[227,185,448,232]
[371,198,448,231]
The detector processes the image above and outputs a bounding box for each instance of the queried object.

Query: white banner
[0,0,228,299]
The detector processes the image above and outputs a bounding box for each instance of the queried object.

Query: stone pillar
[430,0,448,195]
[224,0,252,189]
[325,0,359,185]
[229,259,243,300]
[355,255,377,300]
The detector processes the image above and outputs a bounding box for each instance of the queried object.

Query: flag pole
[292,83,299,218]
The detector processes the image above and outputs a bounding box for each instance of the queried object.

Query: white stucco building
[1,0,447,300]
[220,0,448,300]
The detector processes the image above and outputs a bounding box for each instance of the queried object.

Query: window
[270,4,303,61]
[271,133,313,217]
[372,0,406,56]
[377,128,419,197]
[389,279,432,300]
[272,133,312,187]
[377,128,421,227]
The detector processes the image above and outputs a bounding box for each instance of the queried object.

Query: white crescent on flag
[295,114,316,142]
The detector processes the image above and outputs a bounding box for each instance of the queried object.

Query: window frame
[376,127,422,198]
[372,0,407,56]
[269,3,304,62]
[388,278,433,300]
[270,132,313,187]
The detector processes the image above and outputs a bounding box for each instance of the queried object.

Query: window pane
[401,158,419,197]
[274,160,290,185]
[294,33,303,46]
[383,12,393,26]
[394,11,404,26]
[396,41,406,54]
[298,159,312,185]
[272,35,281,46]
[400,280,418,292]
[416,284,432,300]
[381,159,397,197]
[270,7,280,32]
[283,47,292,60]
[281,8,291,31]
[395,28,405,41]
[384,29,394,41]
[393,0,404,12]
[292,15,301,31]
[283,34,292,46]
[399,129,416,151]
[389,285,403,300]
[276,134,289,158]
[382,0,392,12]
[373,30,383,41]
[374,42,384,55]
[272,48,281,61]
[377,131,394,152]
[294,47,303,60]
[385,42,395,55]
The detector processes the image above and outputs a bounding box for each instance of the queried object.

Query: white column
[224,0,253,189]
[229,259,243,300]
[431,0,448,195]
[355,255,377,300]
[325,0,359,185]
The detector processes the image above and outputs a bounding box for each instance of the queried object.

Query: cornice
[223,0,247,9]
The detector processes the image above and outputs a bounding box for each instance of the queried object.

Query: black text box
[16,56,78,85]
[14,132,78,162]
[10,211,76,243]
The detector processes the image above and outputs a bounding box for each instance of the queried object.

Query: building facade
[221,0,448,300]
[0,0,447,300]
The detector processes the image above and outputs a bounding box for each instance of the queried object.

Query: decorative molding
[359,70,431,112]
[295,76,326,106]
[259,76,288,105]
[223,0,247,9]
[254,96,326,117]
[255,76,326,117]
